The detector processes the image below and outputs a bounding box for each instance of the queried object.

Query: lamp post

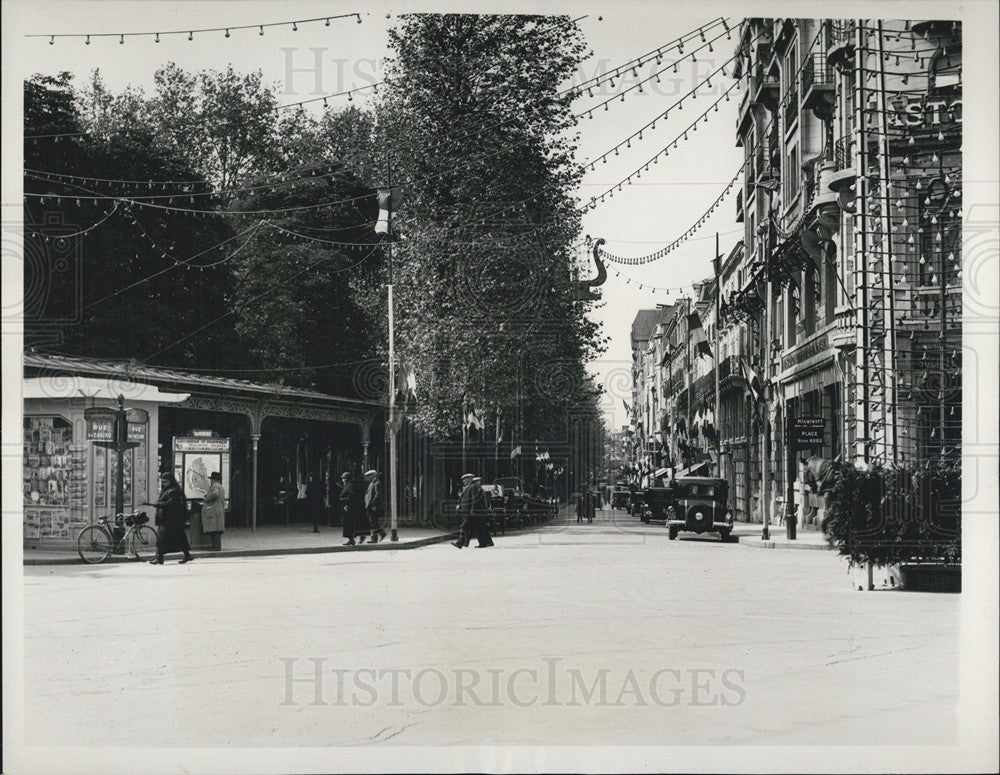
[751,179,779,541]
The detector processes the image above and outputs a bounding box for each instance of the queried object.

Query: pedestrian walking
[150,471,193,565]
[306,473,322,533]
[340,471,366,546]
[364,469,388,543]
[470,476,494,548]
[453,474,493,548]
[201,471,225,551]
[452,473,476,548]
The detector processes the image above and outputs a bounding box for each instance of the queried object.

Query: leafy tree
[373,14,605,442]
[24,73,241,368]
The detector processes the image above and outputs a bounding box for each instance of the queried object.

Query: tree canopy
[23,13,606,443]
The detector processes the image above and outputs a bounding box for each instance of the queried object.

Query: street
[23,510,959,748]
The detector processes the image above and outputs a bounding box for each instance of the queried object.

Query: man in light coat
[201,471,226,551]
[364,469,387,544]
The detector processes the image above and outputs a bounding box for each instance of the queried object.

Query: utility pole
[761,220,772,541]
[385,157,399,542]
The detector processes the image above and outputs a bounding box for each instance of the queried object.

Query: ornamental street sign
[791,416,825,449]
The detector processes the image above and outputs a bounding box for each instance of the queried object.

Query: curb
[23,531,461,566]
[739,538,832,551]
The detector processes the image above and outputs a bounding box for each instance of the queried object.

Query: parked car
[492,477,557,528]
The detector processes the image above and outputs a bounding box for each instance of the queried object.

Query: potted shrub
[822,459,961,592]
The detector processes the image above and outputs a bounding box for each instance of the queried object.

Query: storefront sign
[888,96,961,128]
[127,422,146,443]
[174,437,231,453]
[791,416,825,449]
[781,334,829,372]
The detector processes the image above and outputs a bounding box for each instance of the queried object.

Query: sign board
[174,437,230,453]
[791,416,825,449]
[191,429,214,437]
[127,422,146,443]
[87,418,116,442]
[172,437,231,506]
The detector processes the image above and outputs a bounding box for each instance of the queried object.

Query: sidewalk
[732,522,833,551]
[23,524,458,565]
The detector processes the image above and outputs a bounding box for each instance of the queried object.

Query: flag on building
[396,361,417,399]
[740,358,762,403]
[374,187,402,236]
[687,312,712,358]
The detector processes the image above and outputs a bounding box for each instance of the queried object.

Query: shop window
[92,433,148,513]
[23,416,88,541]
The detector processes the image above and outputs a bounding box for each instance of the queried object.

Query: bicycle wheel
[130,525,158,561]
[77,525,112,564]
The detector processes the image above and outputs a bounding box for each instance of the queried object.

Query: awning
[23,376,190,403]
[676,459,713,478]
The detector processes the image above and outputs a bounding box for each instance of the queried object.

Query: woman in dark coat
[340,472,366,546]
[150,471,193,564]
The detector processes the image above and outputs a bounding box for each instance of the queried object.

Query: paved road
[22,509,959,749]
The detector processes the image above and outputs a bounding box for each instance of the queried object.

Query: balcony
[826,21,855,73]
[752,52,779,111]
[801,52,836,119]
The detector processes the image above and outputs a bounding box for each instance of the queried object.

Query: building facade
[632,17,962,529]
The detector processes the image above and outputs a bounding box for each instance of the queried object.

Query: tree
[24,73,242,368]
[374,14,605,442]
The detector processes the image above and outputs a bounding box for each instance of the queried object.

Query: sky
[7,0,747,431]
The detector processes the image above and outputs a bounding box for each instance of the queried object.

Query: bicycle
[76,512,158,564]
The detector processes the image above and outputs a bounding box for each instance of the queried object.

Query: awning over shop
[23,376,190,403]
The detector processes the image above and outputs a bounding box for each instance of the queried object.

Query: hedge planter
[821,459,961,591]
[900,563,961,593]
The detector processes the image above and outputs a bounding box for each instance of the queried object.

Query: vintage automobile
[492,477,558,529]
[611,482,631,510]
[632,468,673,523]
[665,476,733,541]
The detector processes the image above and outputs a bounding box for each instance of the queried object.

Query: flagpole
[387,156,399,542]
[714,232,722,477]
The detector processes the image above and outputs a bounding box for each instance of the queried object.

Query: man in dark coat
[470,476,494,548]
[453,474,493,549]
[452,473,476,548]
[340,471,366,546]
[150,471,192,564]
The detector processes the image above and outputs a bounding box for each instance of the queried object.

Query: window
[783,141,800,207]
[782,36,799,132]
[929,50,961,95]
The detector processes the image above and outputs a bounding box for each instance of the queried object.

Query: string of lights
[28,13,362,44]
[144,242,380,361]
[78,219,265,313]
